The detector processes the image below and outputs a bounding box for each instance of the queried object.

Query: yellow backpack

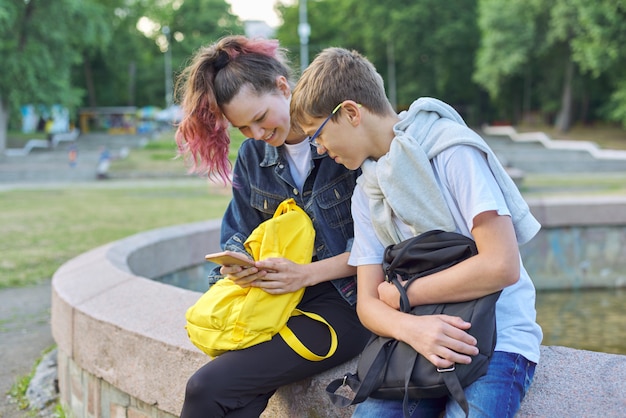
[185,198,338,360]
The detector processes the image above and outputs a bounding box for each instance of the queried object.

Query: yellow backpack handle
[279,309,338,361]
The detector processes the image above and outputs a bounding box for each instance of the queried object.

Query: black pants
[180,281,371,418]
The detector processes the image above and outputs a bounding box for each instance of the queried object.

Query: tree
[0,0,243,151]
[0,0,112,152]
[169,0,243,65]
[73,0,149,108]
[474,0,626,131]
[144,0,244,108]
[473,0,547,123]
[551,0,626,128]
[71,0,181,109]
[277,0,484,122]
[80,0,243,109]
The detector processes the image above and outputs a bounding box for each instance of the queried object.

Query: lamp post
[298,0,310,72]
[162,26,173,109]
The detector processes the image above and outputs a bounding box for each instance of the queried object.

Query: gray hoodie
[358,97,540,247]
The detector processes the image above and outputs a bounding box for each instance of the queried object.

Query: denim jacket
[208,138,360,306]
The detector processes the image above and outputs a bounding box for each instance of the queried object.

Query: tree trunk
[555,58,574,133]
[128,61,136,106]
[0,96,8,153]
[523,67,532,118]
[84,55,97,107]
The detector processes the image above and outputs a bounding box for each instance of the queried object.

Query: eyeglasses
[308,103,343,148]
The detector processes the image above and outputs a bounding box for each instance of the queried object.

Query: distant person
[37,116,46,133]
[68,144,78,168]
[291,47,543,418]
[96,147,111,179]
[45,118,54,147]
[174,35,370,417]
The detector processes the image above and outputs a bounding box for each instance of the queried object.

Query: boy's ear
[276,76,291,98]
[342,100,362,126]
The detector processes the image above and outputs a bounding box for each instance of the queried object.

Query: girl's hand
[250,257,310,294]
[221,264,266,287]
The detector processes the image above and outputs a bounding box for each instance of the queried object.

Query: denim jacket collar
[260,142,326,168]
[213,138,359,305]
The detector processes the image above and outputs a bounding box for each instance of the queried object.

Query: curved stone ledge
[51,221,218,416]
[482,125,626,161]
[52,202,626,417]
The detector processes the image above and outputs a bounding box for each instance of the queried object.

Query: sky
[226,0,289,27]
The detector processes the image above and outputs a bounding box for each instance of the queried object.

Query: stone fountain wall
[51,199,626,417]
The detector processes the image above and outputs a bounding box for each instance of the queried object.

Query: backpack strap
[389,273,412,313]
[325,373,362,408]
[440,365,470,416]
[326,340,424,418]
[395,277,471,417]
[278,309,337,361]
[326,337,397,407]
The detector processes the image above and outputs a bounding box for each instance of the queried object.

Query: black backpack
[326,230,501,418]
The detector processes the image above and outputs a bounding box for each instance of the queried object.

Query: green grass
[515,121,626,150]
[7,345,71,417]
[108,128,247,175]
[520,172,626,198]
[6,131,43,148]
[8,372,32,411]
[8,345,57,414]
[0,182,231,289]
[0,128,248,289]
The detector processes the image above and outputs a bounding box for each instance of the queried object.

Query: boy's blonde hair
[291,47,395,128]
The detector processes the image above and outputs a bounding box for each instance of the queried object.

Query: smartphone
[205,250,255,267]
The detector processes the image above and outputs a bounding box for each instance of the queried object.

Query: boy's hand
[402,314,478,369]
[377,280,402,310]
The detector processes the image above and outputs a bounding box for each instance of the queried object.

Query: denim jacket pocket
[249,189,287,216]
[316,179,354,229]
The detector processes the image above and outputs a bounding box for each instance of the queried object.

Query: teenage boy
[290,47,542,418]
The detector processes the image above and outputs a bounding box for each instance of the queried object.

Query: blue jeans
[352,351,536,418]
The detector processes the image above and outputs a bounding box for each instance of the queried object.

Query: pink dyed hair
[174,36,291,183]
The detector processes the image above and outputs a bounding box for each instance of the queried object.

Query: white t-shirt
[349,144,542,363]
[283,140,312,192]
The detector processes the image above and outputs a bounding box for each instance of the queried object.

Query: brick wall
[58,350,177,418]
